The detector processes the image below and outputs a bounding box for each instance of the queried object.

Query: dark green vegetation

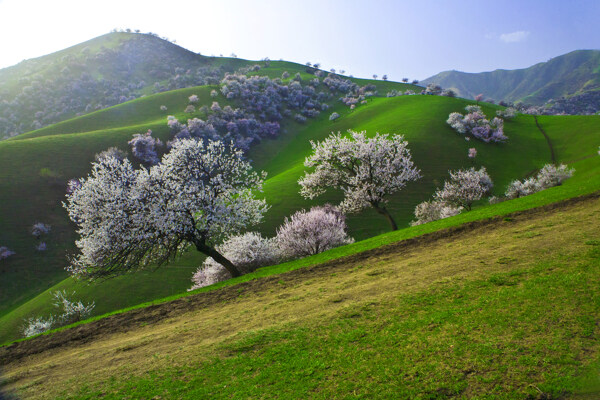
[2,193,599,399]
[422,49,600,104]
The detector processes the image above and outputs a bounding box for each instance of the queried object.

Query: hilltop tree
[64,139,268,279]
[382,74,388,81]
[299,131,421,230]
[402,78,409,83]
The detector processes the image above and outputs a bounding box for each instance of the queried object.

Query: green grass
[4,193,600,398]
[0,86,598,344]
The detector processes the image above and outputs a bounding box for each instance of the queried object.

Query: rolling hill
[2,83,599,344]
[421,49,600,105]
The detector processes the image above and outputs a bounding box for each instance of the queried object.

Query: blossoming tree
[299,131,421,230]
[64,139,268,279]
[434,167,493,210]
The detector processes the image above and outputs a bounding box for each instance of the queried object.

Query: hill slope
[0,32,249,139]
[2,192,599,399]
[422,50,600,105]
[1,75,598,344]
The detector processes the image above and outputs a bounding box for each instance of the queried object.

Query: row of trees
[190,205,354,290]
[65,131,420,280]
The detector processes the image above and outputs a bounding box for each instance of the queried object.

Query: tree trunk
[193,240,241,278]
[371,203,398,231]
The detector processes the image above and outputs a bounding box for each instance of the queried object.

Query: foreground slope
[422,49,600,104]
[2,193,599,399]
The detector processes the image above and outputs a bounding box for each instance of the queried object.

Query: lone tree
[299,131,421,230]
[64,139,268,279]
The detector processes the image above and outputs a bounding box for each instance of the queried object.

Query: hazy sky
[0,0,599,80]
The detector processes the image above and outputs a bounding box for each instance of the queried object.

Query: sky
[0,0,599,80]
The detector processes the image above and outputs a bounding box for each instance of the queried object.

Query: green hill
[0,31,251,139]
[2,77,599,344]
[421,49,600,105]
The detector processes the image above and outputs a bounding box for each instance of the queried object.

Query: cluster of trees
[447,105,508,143]
[65,131,420,290]
[0,72,141,139]
[411,163,575,226]
[190,205,353,290]
[504,164,574,199]
[513,91,600,116]
[22,290,95,337]
[412,167,493,225]
[165,73,377,152]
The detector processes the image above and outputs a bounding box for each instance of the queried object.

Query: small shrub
[276,205,354,260]
[190,232,280,291]
[21,290,94,337]
[0,246,15,260]
[31,222,51,239]
[411,200,463,226]
[22,316,55,338]
[434,167,493,210]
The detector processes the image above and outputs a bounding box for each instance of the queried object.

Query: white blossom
[505,163,574,199]
[22,316,55,338]
[189,232,280,290]
[64,139,267,279]
[434,167,493,211]
[276,205,354,260]
[410,200,463,226]
[505,177,541,199]
[536,163,574,189]
[31,222,51,238]
[299,131,421,230]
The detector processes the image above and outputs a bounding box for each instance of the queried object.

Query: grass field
[2,191,599,399]
[1,79,598,344]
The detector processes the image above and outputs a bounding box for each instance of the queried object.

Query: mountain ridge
[422,49,600,105]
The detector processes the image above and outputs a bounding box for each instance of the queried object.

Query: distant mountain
[422,50,600,105]
[0,32,248,139]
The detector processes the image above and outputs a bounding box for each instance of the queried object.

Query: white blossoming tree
[299,131,421,230]
[190,232,280,290]
[65,139,268,279]
[410,200,463,226]
[434,167,493,211]
[276,205,354,259]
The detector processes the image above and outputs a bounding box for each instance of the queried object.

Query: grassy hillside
[422,49,600,105]
[2,191,599,399]
[0,77,418,324]
[1,81,598,344]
